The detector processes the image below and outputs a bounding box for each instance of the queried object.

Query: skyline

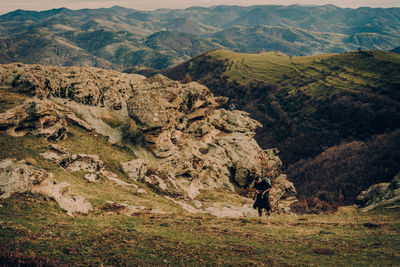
[1,0,400,15]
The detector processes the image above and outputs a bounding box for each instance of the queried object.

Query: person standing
[253,176,272,217]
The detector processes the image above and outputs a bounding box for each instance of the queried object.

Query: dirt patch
[363,222,379,229]
[313,248,334,255]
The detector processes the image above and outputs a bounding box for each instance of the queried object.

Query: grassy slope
[202,49,400,98]
[0,84,399,266]
[1,193,399,265]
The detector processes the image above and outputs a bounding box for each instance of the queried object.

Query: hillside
[1,5,400,69]
[0,63,399,265]
[391,46,400,53]
[162,50,400,204]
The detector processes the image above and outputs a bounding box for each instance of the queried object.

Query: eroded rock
[0,98,67,140]
[65,113,94,131]
[0,63,146,110]
[0,63,297,214]
[121,159,148,182]
[0,158,92,216]
[123,74,296,210]
[0,158,50,199]
[32,179,92,216]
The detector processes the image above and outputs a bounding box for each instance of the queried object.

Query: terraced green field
[201,50,400,99]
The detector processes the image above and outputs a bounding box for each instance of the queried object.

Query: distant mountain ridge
[1,5,400,69]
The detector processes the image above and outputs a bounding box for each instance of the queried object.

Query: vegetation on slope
[163,50,400,203]
[1,190,400,265]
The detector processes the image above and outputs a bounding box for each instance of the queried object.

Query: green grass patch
[101,114,122,128]
[0,87,29,113]
[202,50,400,99]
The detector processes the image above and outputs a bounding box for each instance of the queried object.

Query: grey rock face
[0,158,50,199]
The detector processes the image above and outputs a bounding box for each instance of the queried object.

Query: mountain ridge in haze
[1,5,400,69]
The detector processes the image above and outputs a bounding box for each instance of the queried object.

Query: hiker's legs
[258,208,262,217]
[265,209,270,217]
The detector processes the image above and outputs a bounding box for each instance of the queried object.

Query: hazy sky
[1,0,399,14]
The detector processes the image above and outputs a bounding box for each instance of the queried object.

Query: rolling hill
[161,49,400,204]
[1,5,400,69]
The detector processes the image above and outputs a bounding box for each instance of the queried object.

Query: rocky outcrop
[40,145,135,187]
[0,63,297,214]
[0,63,145,110]
[0,158,92,216]
[121,159,148,182]
[31,179,93,217]
[0,98,67,140]
[124,74,296,211]
[0,158,51,199]
[270,174,297,213]
[357,172,400,211]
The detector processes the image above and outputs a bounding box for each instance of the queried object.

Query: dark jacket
[253,178,272,210]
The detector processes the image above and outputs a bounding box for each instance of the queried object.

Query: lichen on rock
[0,158,50,199]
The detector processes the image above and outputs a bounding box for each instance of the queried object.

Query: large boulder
[0,158,51,199]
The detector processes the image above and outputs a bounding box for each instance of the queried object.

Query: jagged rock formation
[0,158,92,216]
[0,63,297,214]
[357,172,400,211]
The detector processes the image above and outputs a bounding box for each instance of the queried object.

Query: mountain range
[1,5,400,69]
